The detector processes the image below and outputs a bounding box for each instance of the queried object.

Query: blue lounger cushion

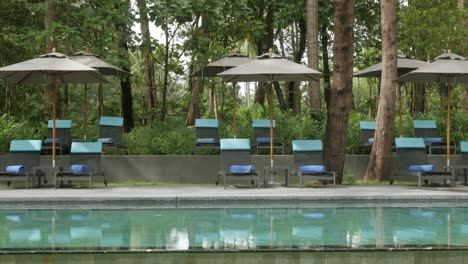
[97,138,114,144]
[409,165,435,172]
[230,165,256,174]
[424,137,443,144]
[196,138,217,144]
[299,165,326,173]
[256,137,273,144]
[71,165,89,174]
[6,165,25,174]
[43,138,62,145]
[368,138,374,144]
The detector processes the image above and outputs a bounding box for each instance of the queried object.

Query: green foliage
[0,115,44,154]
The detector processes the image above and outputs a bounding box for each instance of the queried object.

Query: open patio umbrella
[71,51,129,138]
[218,52,322,167]
[354,54,429,136]
[398,52,468,166]
[0,50,108,167]
[193,54,252,137]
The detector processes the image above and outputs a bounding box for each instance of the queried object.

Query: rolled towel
[368,138,374,144]
[424,137,443,144]
[43,138,62,145]
[256,137,273,144]
[97,138,114,144]
[299,165,326,173]
[71,165,89,174]
[229,165,256,174]
[6,165,25,174]
[196,138,217,144]
[409,164,435,172]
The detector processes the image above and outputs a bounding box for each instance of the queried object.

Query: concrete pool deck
[1,185,468,208]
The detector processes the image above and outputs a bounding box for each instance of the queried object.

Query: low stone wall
[0,154,460,184]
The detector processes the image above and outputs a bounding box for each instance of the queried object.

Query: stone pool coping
[1,185,468,209]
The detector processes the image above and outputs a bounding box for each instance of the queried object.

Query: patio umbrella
[0,50,108,167]
[218,52,322,167]
[193,54,253,137]
[70,51,129,138]
[398,52,468,166]
[354,54,429,136]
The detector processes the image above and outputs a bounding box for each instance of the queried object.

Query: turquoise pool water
[1,207,467,251]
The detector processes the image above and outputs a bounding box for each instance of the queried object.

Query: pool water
[1,207,467,251]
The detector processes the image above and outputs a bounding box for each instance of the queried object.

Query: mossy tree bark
[323,0,354,183]
[364,0,397,182]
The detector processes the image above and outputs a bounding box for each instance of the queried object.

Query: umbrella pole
[233,82,237,138]
[83,84,88,139]
[52,79,57,168]
[446,82,451,167]
[399,84,403,137]
[269,82,274,167]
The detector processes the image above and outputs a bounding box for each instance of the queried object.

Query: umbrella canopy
[192,54,252,138]
[397,52,468,167]
[70,51,129,77]
[354,54,429,78]
[71,51,129,138]
[0,51,108,84]
[219,53,322,83]
[0,51,108,167]
[218,52,323,168]
[353,54,429,137]
[193,54,253,77]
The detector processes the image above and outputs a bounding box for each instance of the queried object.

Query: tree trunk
[186,79,204,126]
[321,23,331,107]
[44,0,58,115]
[464,88,468,112]
[288,18,307,114]
[413,83,425,114]
[364,0,397,182]
[208,81,215,118]
[273,81,287,112]
[306,0,321,111]
[137,0,157,123]
[4,81,13,114]
[254,82,266,106]
[324,0,354,183]
[115,0,134,132]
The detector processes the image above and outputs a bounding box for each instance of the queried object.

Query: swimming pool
[1,207,467,252]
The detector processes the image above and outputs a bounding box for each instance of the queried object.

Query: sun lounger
[394,137,452,187]
[43,120,72,155]
[193,119,220,154]
[218,138,260,188]
[291,140,336,188]
[356,121,376,154]
[0,140,43,188]
[252,119,284,155]
[54,142,106,189]
[447,141,468,185]
[413,120,456,155]
[98,116,126,154]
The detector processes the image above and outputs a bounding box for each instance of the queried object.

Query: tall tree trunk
[255,82,266,106]
[364,0,397,182]
[321,23,331,107]
[288,18,307,114]
[44,0,58,115]
[185,15,208,126]
[63,0,71,118]
[208,81,215,118]
[97,84,104,117]
[306,0,321,111]
[413,83,425,114]
[115,0,134,132]
[4,81,13,114]
[137,0,157,123]
[160,22,170,121]
[273,81,287,112]
[324,0,354,183]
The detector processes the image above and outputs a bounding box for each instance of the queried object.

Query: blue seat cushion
[229,165,256,174]
[97,138,114,144]
[424,137,443,144]
[43,138,62,145]
[409,164,435,172]
[256,137,273,144]
[6,165,25,174]
[368,138,374,144]
[196,138,217,144]
[71,165,89,174]
[299,165,326,173]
